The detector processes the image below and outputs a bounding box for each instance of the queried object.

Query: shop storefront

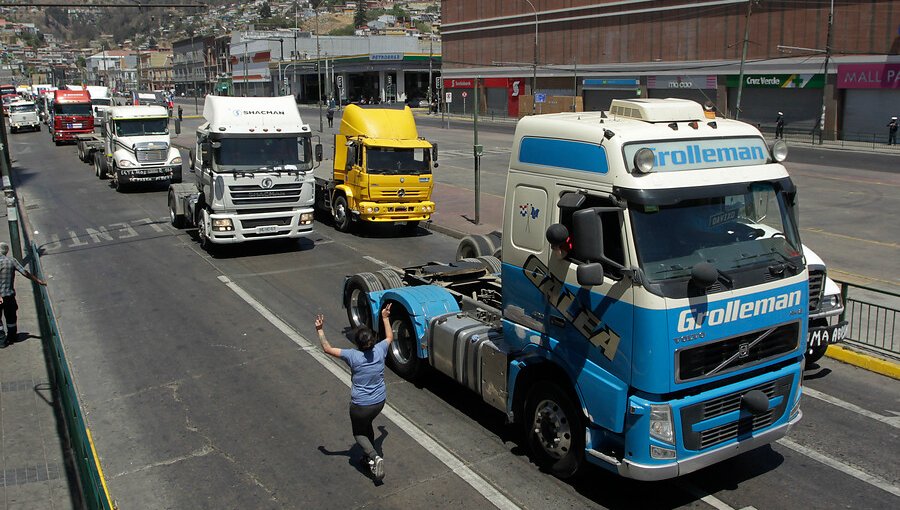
[838,63,900,141]
[582,78,639,111]
[441,78,525,117]
[647,75,717,104]
[725,74,824,131]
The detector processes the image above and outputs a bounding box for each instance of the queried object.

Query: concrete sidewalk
[0,212,78,509]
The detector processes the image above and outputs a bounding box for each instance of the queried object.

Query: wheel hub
[532,400,571,459]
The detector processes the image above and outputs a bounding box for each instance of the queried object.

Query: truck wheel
[374,268,404,290]
[198,208,215,252]
[169,191,186,228]
[805,318,830,365]
[77,144,85,162]
[343,273,384,329]
[456,234,498,260]
[333,195,352,232]
[387,308,423,381]
[95,157,107,179]
[524,382,585,479]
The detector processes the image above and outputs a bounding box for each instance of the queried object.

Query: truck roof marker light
[602,128,615,140]
[218,127,226,131]
[263,128,269,132]
[668,122,678,131]
[633,148,655,174]
[276,128,282,132]
[249,128,255,132]
[707,121,718,129]
[769,140,788,162]
[688,121,699,130]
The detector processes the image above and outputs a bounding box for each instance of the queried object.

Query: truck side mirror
[315,143,323,162]
[577,263,605,287]
[545,223,569,248]
[199,142,212,170]
[572,208,604,262]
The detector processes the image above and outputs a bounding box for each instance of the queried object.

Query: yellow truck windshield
[366,147,429,175]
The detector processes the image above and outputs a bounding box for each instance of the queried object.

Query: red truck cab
[50,89,94,145]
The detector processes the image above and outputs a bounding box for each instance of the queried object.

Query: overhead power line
[0,1,207,7]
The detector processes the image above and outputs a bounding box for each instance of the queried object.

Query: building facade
[441,0,900,140]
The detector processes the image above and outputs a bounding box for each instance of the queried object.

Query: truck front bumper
[207,208,315,244]
[354,200,435,223]
[53,128,94,141]
[119,166,180,183]
[11,122,39,130]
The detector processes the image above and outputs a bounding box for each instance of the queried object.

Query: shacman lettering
[242,110,285,115]
[677,290,802,332]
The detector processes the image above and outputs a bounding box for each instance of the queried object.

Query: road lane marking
[802,227,900,249]
[776,438,900,497]
[217,275,520,510]
[803,387,900,429]
[677,481,737,510]
[363,255,404,273]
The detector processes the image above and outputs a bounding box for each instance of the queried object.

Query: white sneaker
[371,455,384,480]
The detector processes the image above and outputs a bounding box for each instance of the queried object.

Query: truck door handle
[549,315,566,328]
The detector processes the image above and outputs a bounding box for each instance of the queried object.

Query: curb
[825,344,900,380]
[421,220,468,240]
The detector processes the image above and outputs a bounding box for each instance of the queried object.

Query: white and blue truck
[344,98,809,480]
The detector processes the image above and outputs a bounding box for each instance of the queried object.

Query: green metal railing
[837,280,900,360]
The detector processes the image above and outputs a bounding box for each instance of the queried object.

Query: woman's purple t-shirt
[339,340,389,406]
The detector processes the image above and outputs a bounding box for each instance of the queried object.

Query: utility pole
[427,30,433,107]
[243,41,248,96]
[523,0,538,115]
[473,77,482,225]
[817,0,834,144]
[315,6,323,133]
[734,0,756,120]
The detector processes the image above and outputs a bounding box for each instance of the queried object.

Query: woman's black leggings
[349,400,385,458]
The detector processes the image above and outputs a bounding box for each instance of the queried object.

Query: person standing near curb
[0,242,46,347]
[888,116,898,145]
[775,112,785,139]
[316,303,393,481]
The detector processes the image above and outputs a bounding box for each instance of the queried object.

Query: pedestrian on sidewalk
[775,112,785,139]
[0,242,46,347]
[326,106,335,128]
[888,116,898,145]
[315,303,393,481]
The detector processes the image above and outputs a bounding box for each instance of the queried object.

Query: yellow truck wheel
[333,195,353,232]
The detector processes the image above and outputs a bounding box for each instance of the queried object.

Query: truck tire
[112,165,126,191]
[805,318,830,365]
[77,144,85,162]
[333,195,352,232]
[169,191,186,228]
[197,208,216,253]
[343,272,384,329]
[524,382,585,479]
[455,234,498,260]
[374,268,404,290]
[387,307,423,381]
[459,256,502,274]
[95,156,107,179]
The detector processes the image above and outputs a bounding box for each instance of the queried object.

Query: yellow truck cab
[316,104,437,232]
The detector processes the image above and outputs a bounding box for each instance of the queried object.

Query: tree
[354,1,367,28]
[260,1,272,19]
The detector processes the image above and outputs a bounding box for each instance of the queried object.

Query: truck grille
[808,270,825,311]
[677,322,800,382]
[376,188,426,199]
[136,148,168,163]
[680,375,792,450]
[229,183,303,206]
[240,217,293,229]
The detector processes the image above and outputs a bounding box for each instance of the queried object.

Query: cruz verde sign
[726,74,824,89]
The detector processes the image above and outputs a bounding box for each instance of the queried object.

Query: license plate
[69,123,82,128]
[257,225,278,234]
[395,207,408,212]
[808,321,849,346]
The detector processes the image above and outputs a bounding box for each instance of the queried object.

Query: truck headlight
[649,404,674,445]
[212,218,234,232]
[118,159,134,167]
[170,156,182,165]
[300,212,314,225]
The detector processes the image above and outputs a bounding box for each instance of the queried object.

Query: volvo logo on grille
[397,188,406,197]
[260,178,274,189]
[737,343,751,358]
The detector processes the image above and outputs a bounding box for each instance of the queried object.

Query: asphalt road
[6,122,900,509]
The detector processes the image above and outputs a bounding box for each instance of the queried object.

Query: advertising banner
[725,74,824,88]
[647,75,717,89]
[837,63,900,89]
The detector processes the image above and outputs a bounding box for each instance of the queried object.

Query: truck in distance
[316,104,437,233]
[49,89,94,145]
[7,100,40,133]
[76,105,182,190]
[344,98,808,480]
[167,95,319,251]
[85,85,111,125]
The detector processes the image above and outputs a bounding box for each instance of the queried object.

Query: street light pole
[316,7,323,133]
[817,0,834,144]
[734,0,756,120]
[523,0,538,115]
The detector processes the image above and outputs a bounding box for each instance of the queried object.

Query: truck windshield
[10,104,35,113]
[366,147,429,175]
[214,136,312,170]
[54,103,92,116]
[630,182,803,283]
[114,118,168,137]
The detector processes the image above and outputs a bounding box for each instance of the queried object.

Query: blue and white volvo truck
[344,98,807,480]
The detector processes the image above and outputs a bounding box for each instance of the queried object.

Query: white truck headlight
[170,156,182,165]
[300,212,314,225]
[649,404,674,445]
[118,159,134,167]
[212,218,234,231]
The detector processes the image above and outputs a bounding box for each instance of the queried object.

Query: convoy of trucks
[49,89,94,144]
[315,104,437,232]
[24,91,855,482]
[343,98,812,480]
[167,95,318,249]
[75,105,182,190]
